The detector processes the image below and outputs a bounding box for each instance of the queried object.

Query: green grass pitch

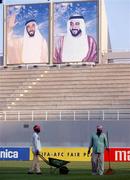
[0,161,130,180]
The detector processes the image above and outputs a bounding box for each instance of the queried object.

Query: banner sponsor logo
[30,147,91,161]
[104,148,130,162]
[29,147,130,162]
[0,147,29,160]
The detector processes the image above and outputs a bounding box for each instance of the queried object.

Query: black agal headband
[69,15,84,20]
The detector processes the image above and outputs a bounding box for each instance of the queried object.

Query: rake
[104,131,114,175]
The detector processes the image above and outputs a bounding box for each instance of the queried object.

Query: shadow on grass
[0,167,130,180]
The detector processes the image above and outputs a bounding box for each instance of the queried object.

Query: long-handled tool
[105,131,114,175]
[39,153,50,165]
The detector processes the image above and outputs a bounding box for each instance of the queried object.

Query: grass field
[0,161,130,180]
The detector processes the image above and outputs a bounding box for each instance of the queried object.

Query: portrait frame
[5,2,50,65]
[53,0,99,64]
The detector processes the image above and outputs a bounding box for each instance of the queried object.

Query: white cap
[97,125,103,130]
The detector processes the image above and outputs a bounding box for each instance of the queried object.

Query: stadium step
[1,64,130,119]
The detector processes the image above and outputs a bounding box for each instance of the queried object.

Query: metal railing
[0,109,130,121]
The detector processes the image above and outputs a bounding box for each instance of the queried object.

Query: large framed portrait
[6,3,49,64]
[53,1,98,64]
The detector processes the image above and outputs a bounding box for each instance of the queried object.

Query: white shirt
[32,132,41,153]
[22,22,48,63]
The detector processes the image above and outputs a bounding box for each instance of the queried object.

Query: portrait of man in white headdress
[53,2,97,64]
[22,19,48,63]
[6,4,49,64]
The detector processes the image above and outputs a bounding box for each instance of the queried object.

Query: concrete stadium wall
[0,120,130,147]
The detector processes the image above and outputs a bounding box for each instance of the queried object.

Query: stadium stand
[0,63,130,121]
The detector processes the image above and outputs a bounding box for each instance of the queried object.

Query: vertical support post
[45,111,48,121]
[32,111,34,121]
[74,111,76,121]
[117,110,119,121]
[18,111,20,121]
[102,110,104,121]
[49,1,53,64]
[60,111,62,121]
[88,110,90,121]
[3,4,6,66]
[4,111,6,121]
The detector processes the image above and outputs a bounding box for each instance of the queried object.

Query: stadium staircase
[0,63,130,121]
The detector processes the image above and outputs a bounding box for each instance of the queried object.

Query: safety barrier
[0,109,130,121]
